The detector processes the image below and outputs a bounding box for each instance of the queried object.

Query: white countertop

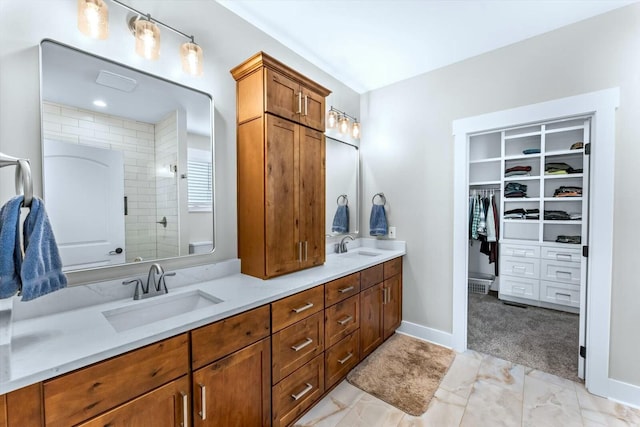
[0,239,405,394]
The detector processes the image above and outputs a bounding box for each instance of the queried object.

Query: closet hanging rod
[0,151,33,207]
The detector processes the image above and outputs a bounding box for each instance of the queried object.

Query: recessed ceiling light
[93,100,107,107]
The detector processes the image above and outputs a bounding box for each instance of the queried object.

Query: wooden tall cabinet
[232,52,331,279]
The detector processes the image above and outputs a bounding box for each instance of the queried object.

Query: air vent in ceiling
[95,70,138,92]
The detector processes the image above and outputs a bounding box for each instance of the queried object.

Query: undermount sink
[103,290,222,333]
[340,250,381,258]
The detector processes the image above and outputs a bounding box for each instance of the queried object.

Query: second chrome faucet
[123,263,176,300]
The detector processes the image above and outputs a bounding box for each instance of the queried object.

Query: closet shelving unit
[468,117,590,313]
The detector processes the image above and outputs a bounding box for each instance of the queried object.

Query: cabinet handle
[297,92,302,114]
[337,315,353,326]
[512,265,527,273]
[198,383,206,420]
[555,292,572,300]
[512,286,526,295]
[381,287,387,304]
[304,95,308,116]
[291,337,313,351]
[180,391,188,427]
[556,271,572,279]
[338,286,354,294]
[556,253,572,261]
[304,241,308,261]
[513,249,527,257]
[291,383,313,401]
[338,352,354,365]
[292,302,314,313]
[298,241,303,262]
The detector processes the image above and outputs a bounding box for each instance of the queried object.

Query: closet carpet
[467,291,580,382]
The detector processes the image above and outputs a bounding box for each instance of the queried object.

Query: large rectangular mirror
[325,136,359,236]
[40,40,214,272]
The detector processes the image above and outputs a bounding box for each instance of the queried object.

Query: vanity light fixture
[77,0,109,39]
[327,106,361,139]
[77,0,205,76]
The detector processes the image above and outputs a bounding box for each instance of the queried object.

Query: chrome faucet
[335,235,355,253]
[122,263,175,300]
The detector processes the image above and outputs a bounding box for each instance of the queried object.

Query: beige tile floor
[295,350,640,427]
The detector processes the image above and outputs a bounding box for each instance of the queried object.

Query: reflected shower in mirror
[40,40,214,272]
[325,136,359,236]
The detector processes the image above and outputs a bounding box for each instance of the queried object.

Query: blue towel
[19,197,67,301]
[369,204,388,236]
[0,196,23,298]
[331,205,349,233]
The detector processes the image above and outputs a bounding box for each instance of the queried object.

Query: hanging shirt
[486,195,497,242]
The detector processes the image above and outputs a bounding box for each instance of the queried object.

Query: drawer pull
[556,292,572,300]
[513,286,526,295]
[338,352,354,365]
[291,383,313,401]
[297,91,302,114]
[198,383,206,420]
[291,337,313,352]
[292,302,314,313]
[338,286,355,294]
[180,391,189,427]
[337,315,353,326]
[304,95,308,116]
[513,249,527,257]
[556,253,573,261]
[512,265,527,273]
[555,271,572,279]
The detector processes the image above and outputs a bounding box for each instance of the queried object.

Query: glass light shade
[351,121,361,139]
[327,110,338,128]
[338,116,350,134]
[134,19,161,60]
[181,42,203,76]
[77,0,109,40]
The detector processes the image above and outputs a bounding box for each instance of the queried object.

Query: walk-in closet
[466,116,590,382]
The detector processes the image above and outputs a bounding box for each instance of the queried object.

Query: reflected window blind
[188,160,212,211]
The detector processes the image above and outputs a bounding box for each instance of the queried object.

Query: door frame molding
[451,88,619,399]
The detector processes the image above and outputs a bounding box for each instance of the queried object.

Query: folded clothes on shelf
[544,210,571,220]
[545,162,582,175]
[505,182,527,192]
[522,148,541,155]
[570,142,584,150]
[504,191,527,198]
[505,165,532,177]
[556,235,581,244]
[504,208,539,219]
[553,186,582,197]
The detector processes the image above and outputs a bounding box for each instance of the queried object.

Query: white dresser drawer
[540,281,580,307]
[501,256,540,279]
[501,243,540,258]
[541,246,581,263]
[499,276,539,300]
[540,259,581,285]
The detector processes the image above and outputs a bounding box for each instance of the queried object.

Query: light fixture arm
[110,0,197,43]
[329,106,359,123]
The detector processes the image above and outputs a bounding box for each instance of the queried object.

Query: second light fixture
[327,106,361,139]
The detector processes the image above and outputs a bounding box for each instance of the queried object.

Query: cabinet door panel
[77,376,190,427]
[383,274,402,340]
[193,338,271,427]
[5,383,42,427]
[299,126,325,268]
[325,294,360,348]
[300,86,325,131]
[265,115,300,276]
[360,283,383,358]
[265,68,299,122]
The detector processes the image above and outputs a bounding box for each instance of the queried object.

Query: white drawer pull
[512,286,526,295]
[291,337,313,352]
[512,265,527,273]
[555,271,572,279]
[513,249,527,257]
[556,253,572,261]
[291,383,313,401]
[338,286,355,294]
[337,315,353,326]
[555,292,571,300]
[292,302,314,313]
[338,352,354,365]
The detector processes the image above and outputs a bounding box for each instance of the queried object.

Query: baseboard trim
[608,378,640,409]
[396,321,453,349]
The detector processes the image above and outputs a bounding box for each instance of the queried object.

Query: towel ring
[337,194,348,206]
[16,159,33,208]
[372,192,386,206]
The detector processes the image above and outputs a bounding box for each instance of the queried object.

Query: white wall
[360,4,640,386]
[0,0,360,263]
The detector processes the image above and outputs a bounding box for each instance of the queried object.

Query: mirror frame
[325,135,360,237]
[39,39,216,286]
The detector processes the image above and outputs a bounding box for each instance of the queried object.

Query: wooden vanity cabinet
[0,394,5,427]
[1,383,43,427]
[232,52,331,279]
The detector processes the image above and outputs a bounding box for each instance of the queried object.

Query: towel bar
[337,194,348,206]
[372,192,386,205]
[0,152,33,207]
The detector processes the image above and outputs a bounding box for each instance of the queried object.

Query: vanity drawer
[272,285,325,332]
[272,311,324,383]
[383,257,402,279]
[540,281,580,307]
[501,243,540,258]
[499,276,539,300]
[360,264,384,290]
[191,305,270,369]
[272,354,324,427]
[541,260,581,285]
[325,330,359,389]
[541,246,582,263]
[44,334,189,427]
[325,272,360,306]
[325,294,360,348]
[501,256,540,279]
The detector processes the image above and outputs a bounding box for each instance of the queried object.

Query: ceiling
[216,0,637,93]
